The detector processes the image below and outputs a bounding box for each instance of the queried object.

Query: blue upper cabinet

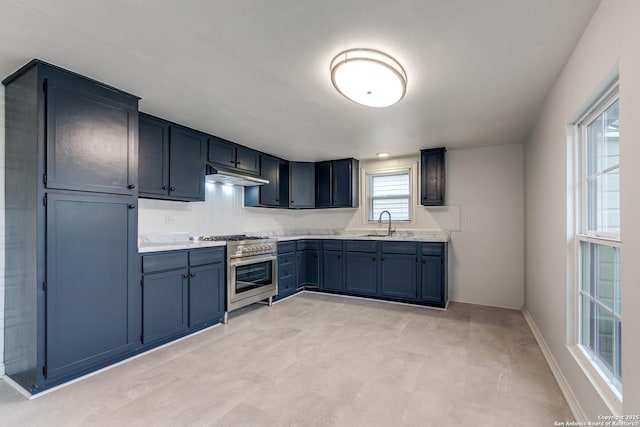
[244,154,289,207]
[44,67,138,196]
[208,136,260,175]
[236,146,261,175]
[139,114,170,197]
[138,114,206,202]
[316,158,359,208]
[289,162,315,208]
[169,126,206,201]
[420,147,446,206]
[208,136,236,168]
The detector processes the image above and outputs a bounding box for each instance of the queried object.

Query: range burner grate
[196,234,270,242]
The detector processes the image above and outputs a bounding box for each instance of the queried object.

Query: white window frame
[365,166,414,224]
[570,82,622,411]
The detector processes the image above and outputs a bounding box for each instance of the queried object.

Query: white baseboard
[0,361,4,377]
[521,308,587,421]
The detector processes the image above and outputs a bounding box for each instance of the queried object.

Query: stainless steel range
[197,235,277,323]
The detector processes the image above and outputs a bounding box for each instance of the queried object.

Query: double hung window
[576,89,621,394]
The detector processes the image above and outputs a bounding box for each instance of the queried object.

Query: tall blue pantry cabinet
[3,60,140,393]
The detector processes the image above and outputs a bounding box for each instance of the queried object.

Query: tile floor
[0,292,573,426]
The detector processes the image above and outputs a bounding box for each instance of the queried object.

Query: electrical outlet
[464,215,472,223]
[165,216,176,224]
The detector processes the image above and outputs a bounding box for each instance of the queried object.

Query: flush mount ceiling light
[330,48,407,108]
[376,152,390,158]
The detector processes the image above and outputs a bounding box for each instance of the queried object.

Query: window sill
[568,344,622,415]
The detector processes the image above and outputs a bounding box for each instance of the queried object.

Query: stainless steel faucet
[378,210,393,236]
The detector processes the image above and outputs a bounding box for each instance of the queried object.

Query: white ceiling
[0,0,600,161]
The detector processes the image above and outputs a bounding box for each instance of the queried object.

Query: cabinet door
[421,256,444,304]
[189,262,224,328]
[345,252,378,295]
[169,127,206,201]
[139,114,169,196]
[142,269,189,343]
[208,136,236,167]
[322,251,344,291]
[381,254,418,300]
[236,146,260,175]
[315,161,332,208]
[260,155,279,206]
[290,162,315,208]
[45,193,137,380]
[421,148,446,206]
[278,159,290,207]
[45,74,137,195]
[304,250,320,286]
[332,159,354,207]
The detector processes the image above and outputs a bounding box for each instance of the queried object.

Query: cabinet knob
[183,274,188,279]
[170,186,176,191]
[372,257,376,261]
[190,273,196,278]
[128,204,135,209]
[236,161,241,165]
[381,257,385,261]
[127,184,136,190]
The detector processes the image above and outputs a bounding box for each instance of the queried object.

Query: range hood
[205,164,269,187]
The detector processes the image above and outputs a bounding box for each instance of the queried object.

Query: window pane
[596,245,616,310]
[580,241,593,295]
[587,100,619,175]
[587,169,619,234]
[372,198,409,221]
[615,249,621,316]
[372,174,409,197]
[581,296,595,353]
[597,305,614,373]
[615,320,622,382]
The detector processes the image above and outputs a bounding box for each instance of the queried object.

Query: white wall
[0,83,5,376]
[140,144,525,309]
[524,0,640,418]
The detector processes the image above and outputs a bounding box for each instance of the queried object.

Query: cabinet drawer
[189,247,224,266]
[297,240,321,251]
[278,241,296,254]
[381,242,417,255]
[278,252,295,267]
[143,251,188,273]
[345,240,378,253]
[279,265,295,281]
[322,240,343,251]
[422,243,444,256]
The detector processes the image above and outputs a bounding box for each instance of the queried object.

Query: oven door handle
[228,255,277,267]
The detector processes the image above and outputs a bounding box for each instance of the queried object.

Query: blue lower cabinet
[276,249,297,300]
[321,251,344,291]
[381,254,418,300]
[345,252,378,295]
[141,247,225,345]
[298,250,319,287]
[189,262,225,328]
[421,255,445,306]
[142,268,189,344]
[45,193,138,381]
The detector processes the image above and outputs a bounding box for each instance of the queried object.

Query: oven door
[228,254,277,307]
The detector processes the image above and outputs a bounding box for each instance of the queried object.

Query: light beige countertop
[138,230,450,253]
[274,233,449,243]
[138,240,225,254]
